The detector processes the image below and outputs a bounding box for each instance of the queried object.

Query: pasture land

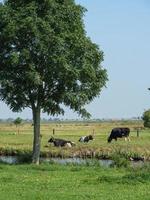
[0,163,150,200]
[0,120,150,160]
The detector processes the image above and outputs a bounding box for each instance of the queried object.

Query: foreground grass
[0,163,150,200]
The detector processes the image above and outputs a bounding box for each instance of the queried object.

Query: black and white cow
[79,135,94,143]
[107,127,130,143]
[48,137,75,147]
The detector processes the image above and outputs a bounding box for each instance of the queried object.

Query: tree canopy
[0,0,108,163]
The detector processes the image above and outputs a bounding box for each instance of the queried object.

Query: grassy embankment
[0,162,150,200]
[0,120,150,160]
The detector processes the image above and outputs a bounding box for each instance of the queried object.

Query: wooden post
[92,129,95,135]
[53,128,55,135]
[137,129,139,137]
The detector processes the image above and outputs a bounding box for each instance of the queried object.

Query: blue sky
[0,0,150,119]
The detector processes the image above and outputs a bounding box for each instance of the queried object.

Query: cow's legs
[127,137,131,142]
[125,137,130,142]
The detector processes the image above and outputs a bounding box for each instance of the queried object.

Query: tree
[142,109,150,128]
[13,117,22,134]
[0,0,108,164]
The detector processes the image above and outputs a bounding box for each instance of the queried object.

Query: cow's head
[89,135,94,140]
[48,137,55,143]
[107,137,112,143]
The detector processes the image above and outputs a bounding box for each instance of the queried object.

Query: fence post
[92,129,95,135]
[137,129,139,137]
[53,128,55,135]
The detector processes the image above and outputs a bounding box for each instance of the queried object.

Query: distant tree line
[0,117,143,123]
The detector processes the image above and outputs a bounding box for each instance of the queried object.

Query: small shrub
[111,153,130,168]
[17,153,32,163]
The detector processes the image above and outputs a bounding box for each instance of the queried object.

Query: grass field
[0,121,150,200]
[0,121,150,160]
[0,162,150,200]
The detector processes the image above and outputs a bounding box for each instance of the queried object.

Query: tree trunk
[32,106,41,165]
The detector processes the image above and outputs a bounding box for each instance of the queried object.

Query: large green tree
[0,0,108,164]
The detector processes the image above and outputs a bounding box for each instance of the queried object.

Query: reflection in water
[0,155,146,168]
[41,157,113,167]
[0,156,18,164]
[0,155,113,166]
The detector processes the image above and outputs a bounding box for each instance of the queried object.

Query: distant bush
[142,109,150,128]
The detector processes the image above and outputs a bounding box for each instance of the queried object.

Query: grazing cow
[79,135,94,143]
[48,137,75,147]
[107,127,130,143]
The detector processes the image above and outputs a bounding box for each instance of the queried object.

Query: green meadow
[0,121,150,160]
[0,163,150,200]
[0,121,150,200]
